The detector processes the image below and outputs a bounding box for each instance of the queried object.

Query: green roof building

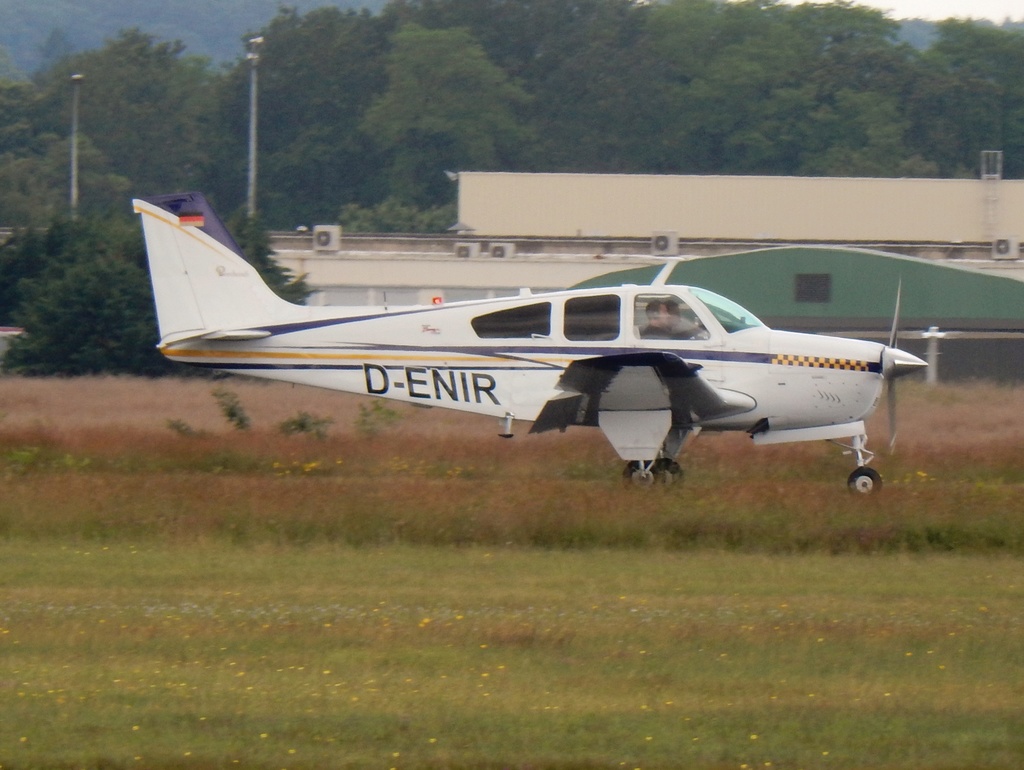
[577,247,1024,381]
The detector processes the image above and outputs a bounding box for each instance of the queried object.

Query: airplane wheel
[623,462,655,487]
[847,466,882,494]
[655,459,683,485]
[631,469,655,487]
[623,460,680,486]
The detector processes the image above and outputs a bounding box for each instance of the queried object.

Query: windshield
[688,287,765,333]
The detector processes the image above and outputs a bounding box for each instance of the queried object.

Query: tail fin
[133,192,307,344]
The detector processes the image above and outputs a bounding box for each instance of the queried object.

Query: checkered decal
[772,354,871,371]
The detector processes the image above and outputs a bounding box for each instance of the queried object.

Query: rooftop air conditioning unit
[490,242,515,259]
[992,236,1020,260]
[454,242,481,259]
[313,225,342,252]
[651,230,679,257]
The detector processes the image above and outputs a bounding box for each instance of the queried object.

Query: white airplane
[134,192,926,493]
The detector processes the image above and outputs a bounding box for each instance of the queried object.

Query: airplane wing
[529,352,755,434]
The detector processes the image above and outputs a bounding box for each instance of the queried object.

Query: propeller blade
[887,377,898,453]
[888,278,902,349]
[884,280,916,456]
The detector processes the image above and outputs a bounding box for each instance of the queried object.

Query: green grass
[2,545,1022,769]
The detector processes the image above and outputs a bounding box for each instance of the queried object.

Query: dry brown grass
[1,374,1022,490]
[2,373,1021,447]
[0,374,382,432]
[1,375,1022,552]
[0,373,614,470]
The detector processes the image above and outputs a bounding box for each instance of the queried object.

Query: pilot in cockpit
[640,297,707,340]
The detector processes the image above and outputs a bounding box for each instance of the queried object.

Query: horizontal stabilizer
[200,329,273,341]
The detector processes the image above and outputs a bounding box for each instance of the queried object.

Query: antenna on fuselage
[651,257,686,286]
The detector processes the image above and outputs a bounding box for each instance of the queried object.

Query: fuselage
[160,284,887,434]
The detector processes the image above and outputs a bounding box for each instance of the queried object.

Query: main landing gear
[619,425,693,486]
[623,458,683,486]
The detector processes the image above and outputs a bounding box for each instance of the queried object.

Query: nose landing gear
[847,466,882,493]
[837,433,882,494]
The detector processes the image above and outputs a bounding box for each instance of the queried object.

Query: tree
[650,0,812,173]
[800,89,925,176]
[32,29,215,202]
[4,257,168,375]
[0,132,131,227]
[362,22,530,206]
[786,1,922,176]
[2,218,170,375]
[914,21,1024,177]
[203,7,392,227]
[649,0,923,176]
[0,228,46,325]
[517,0,674,172]
[0,80,68,225]
[387,0,677,173]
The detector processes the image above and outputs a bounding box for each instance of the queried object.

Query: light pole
[246,36,264,219]
[69,73,84,219]
[921,326,945,386]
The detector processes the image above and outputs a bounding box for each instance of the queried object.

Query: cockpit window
[689,288,764,333]
[564,295,620,341]
[634,294,710,340]
[472,302,552,338]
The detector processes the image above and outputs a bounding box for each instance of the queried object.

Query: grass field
[1,376,1023,769]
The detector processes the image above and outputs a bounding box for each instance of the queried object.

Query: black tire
[653,458,683,485]
[847,466,882,494]
[622,461,655,486]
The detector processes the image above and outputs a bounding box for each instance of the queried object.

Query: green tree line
[2,0,1024,376]
[2,0,1023,231]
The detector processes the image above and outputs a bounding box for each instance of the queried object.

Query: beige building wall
[458,172,1024,243]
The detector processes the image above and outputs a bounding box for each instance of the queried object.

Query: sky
[784,1,1023,22]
